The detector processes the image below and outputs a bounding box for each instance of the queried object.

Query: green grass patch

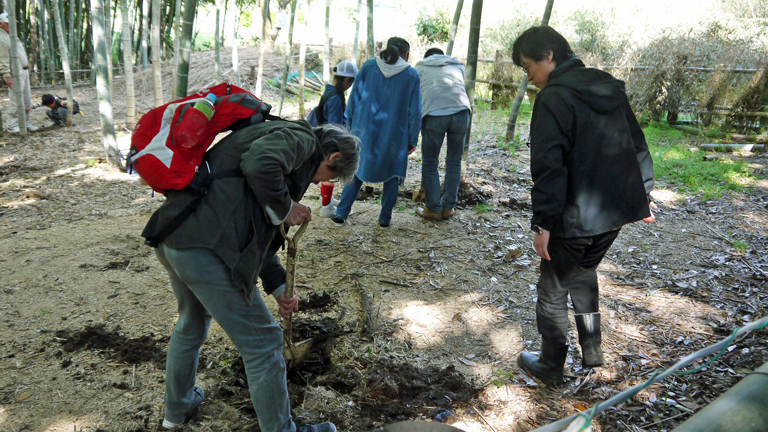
[475,203,494,213]
[731,239,749,252]
[644,122,752,201]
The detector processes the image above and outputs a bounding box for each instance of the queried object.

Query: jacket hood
[416,54,464,68]
[376,57,411,78]
[545,57,626,113]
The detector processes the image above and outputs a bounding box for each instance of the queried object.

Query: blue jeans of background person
[155,244,296,432]
[335,175,400,225]
[421,110,470,213]
[536,230,620,345]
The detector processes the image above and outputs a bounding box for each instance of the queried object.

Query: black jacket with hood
[529,57,654,238]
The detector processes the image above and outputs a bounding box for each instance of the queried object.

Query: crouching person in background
[512,26,657,386]
[42,94,80,126]
[142,121,359,431]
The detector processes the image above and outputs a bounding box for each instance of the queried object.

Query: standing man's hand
[284,201,311,227]
[642,201,658,223]
[4,76,13,89]
[534,231,551,261]
[407,145,417,155]
[276,293,298,319]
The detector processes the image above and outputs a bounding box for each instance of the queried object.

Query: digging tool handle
[279,221,308,357]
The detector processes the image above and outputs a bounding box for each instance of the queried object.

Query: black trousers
[536,229,620,345]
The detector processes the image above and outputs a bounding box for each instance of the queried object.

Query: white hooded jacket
[415,54,471,117]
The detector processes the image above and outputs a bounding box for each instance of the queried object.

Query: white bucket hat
[0,13,9,24]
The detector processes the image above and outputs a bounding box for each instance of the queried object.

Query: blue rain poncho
[345,57,421,183]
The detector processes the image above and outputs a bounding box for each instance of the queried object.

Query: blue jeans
[155,244,296,432]
[420,110,470,212]
[335,174,400,225]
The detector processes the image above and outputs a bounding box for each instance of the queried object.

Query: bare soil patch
[0,47,767,432]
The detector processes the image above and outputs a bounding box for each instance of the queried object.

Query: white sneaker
[5,126,19,134]
[26,124,39,132]
[319,203,336,218]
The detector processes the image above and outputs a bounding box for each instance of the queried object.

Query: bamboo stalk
[698,110,768,118]
[669,124,768,143]
[700,143,764,152]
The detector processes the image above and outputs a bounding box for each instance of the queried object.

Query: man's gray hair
[316,124,360,185]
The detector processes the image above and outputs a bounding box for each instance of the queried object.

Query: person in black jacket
[512,26,657,386]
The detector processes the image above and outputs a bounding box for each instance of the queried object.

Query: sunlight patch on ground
[389,293,525,381]
[450,420,490,432]
[602,281,727,347]
[650,188,682,204]
[15,413,103,432]
[0,406,7,425]
[743,208,768,237]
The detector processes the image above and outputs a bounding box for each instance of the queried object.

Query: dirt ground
[1,47,767,432]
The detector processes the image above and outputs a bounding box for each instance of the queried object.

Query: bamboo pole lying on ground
[700,143,765,152]
[672,362,768,432]
[668,124,768,143]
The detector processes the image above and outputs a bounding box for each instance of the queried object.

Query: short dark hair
[42,94,56,105]
[512,25,574,67]
[380,37,410,65]
[424,48,444,58]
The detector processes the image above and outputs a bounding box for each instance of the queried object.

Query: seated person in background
[42,94,80,126]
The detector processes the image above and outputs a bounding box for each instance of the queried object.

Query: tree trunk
[446,0,463,56]
[277,0,297,115]
[505,0,554,142]
[45,0,57,85]
[28,4,37,85]
[105,0,113,85]
[141,0,149,68]
[298,0,310,117]
[36,0,46,84]
[175,0,197,98]
[7,0,27,137]
[51,0,75,127]
[366,0,373,59]
[172,0,180,86]
[214,0,221,83]
[352,0,361,65]
[460,0,482,179]
[90,0,119,166]
[256,0,270,97]
[67,0,74,68]
[75,0,83,77]
[120,0,135,128]
[231,0,240,85]
[322,0,330,83]
[151,0,162,106]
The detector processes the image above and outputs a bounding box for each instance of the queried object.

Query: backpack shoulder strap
[316,90,338,124]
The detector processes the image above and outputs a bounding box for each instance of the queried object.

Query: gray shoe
[162,386,205,429]
[26,124,39,132]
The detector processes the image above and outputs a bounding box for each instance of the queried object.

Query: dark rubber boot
[517,342,567,387]
[575,313,604,368]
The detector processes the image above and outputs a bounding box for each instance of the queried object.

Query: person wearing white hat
[315,60,357,218]
[0,12,38,133]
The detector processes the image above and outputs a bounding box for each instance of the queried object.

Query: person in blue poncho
[330,37,422,228]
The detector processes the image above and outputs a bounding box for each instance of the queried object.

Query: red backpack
[129,83,274,194]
